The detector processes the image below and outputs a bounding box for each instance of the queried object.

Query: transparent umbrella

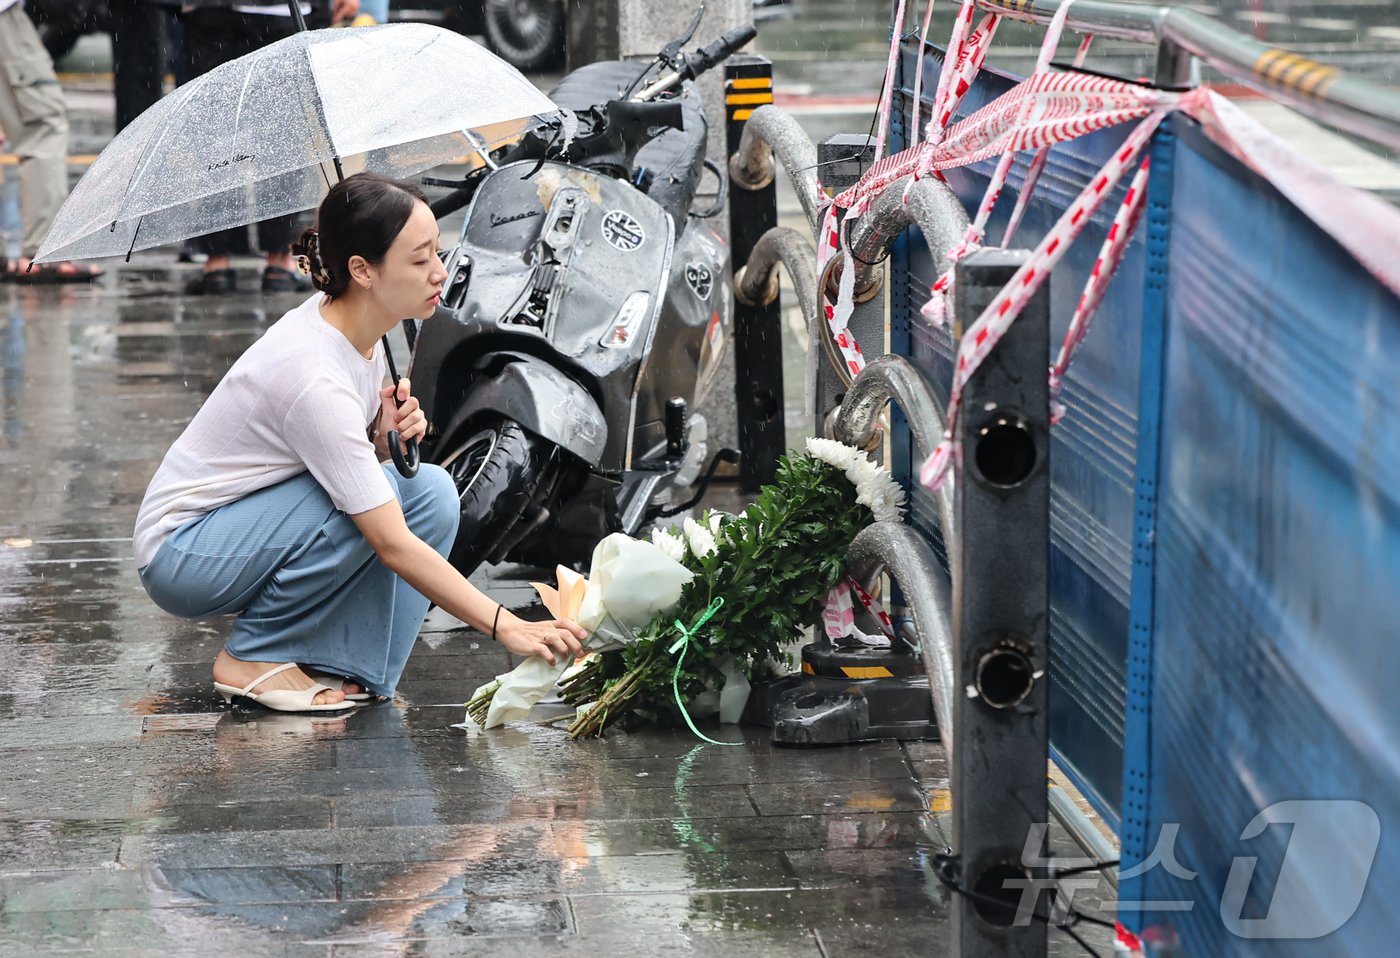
[34,22,559,264]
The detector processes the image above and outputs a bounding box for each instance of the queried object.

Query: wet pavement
[0,268,1116,953]
[44,0,1389,952]
[0,230,1123,952]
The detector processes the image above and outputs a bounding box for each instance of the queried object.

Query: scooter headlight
[600,292,651,349]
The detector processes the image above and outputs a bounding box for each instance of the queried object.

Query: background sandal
[214,662,356,713]
[3,259,103,284]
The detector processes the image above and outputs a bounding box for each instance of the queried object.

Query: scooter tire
[439,417,555,579]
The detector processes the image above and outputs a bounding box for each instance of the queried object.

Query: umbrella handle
[388,431,420,479]
[381,332,419,478]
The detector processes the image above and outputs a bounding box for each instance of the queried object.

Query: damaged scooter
[409,13,756,575]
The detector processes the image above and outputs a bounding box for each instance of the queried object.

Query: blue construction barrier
[891,39,1400,953]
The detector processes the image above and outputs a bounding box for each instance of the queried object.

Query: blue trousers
[141,464,459,696]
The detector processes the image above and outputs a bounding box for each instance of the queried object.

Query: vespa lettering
[489,209,542,228]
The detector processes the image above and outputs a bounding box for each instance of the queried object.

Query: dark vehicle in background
[464,0,796,73]
[28,1,791,76]
[24,0,563,74]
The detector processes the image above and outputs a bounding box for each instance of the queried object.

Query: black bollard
[949,248,1051,958]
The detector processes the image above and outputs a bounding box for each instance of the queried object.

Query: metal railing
[729,104,823,235]
[848,522,957,757]
[975,0,1400,152]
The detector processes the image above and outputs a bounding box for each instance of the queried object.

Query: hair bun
[292,227,333,292]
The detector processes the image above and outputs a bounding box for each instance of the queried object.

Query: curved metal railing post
[729,105,823,236]
[817,174,969,393]
[733,226,822,419]
[849,522,957,758]
[832,355,956,549]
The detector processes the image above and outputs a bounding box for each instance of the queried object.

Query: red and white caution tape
[1049,153,1150,422]
[819,71,1174,382]
[873,0,910,162]
[1003,34,1095,247]
[926,5,1001,145]
[926,1,1081,325]
[822,575,896,643]
[918,112,1166,492]
[1114,923,1145,956]
[908,0,939,150]
[929,72,1173,172]
[845,575,896,639]
[821,581,856,641]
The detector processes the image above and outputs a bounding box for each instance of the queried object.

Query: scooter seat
[547,60,710,230]
[548,61,649,113]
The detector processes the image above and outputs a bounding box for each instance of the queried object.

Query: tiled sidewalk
[0,263,1115,957]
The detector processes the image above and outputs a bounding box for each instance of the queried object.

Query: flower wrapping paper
[474,533,695,728]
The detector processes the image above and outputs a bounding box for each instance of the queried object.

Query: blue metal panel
[889,84,914,500]
[1135,115,1400,956]
[895,41,1141,825]
[1118,116,1177,931]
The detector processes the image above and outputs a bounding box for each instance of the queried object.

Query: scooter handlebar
[684,24,758,81]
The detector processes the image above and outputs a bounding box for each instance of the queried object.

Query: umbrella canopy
[36,23,558,263]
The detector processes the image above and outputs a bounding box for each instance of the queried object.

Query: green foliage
[567,451,874,737]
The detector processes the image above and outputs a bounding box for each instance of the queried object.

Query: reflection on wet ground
[0,275,1115,953]
[0,1,1170,950]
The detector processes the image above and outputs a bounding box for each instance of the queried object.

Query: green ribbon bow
[667,596,741,747]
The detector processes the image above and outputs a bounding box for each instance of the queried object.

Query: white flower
[806,436,906,522]
[682,516,718,558]
[707,511,725,538]
[862,475,906,523]
[805,436,857,472]
[848,455,879,488]
[650,527,686,563]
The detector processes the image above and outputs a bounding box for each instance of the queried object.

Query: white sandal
[213,662,356,713]
[304,668,373,702]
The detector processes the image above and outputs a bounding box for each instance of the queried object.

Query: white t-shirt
[0,1,25,16]
[133,293,395,568]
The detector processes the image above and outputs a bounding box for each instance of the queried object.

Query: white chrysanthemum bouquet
[466,438,905,738]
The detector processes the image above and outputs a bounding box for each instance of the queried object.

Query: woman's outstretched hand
[496,613,588,666]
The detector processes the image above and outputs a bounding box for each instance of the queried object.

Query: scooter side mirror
[604,99,686,154]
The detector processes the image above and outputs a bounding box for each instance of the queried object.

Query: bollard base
[745,671,939,747]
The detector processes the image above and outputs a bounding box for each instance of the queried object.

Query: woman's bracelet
[491,603,503,642]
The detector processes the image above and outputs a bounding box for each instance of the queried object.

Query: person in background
[355,0,389,24]
[110,0,166,132]
[0,0,103,283]
[179,0,359,296]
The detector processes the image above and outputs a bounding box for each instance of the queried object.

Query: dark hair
[292,172,429,299]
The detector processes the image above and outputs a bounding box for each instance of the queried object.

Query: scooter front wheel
[439,417,556,579]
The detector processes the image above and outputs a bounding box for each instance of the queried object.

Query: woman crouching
[134,172,585,712]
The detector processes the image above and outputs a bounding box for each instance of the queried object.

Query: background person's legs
[109,0,166,133]
[0,4,96,281]
[180,8,305,293]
